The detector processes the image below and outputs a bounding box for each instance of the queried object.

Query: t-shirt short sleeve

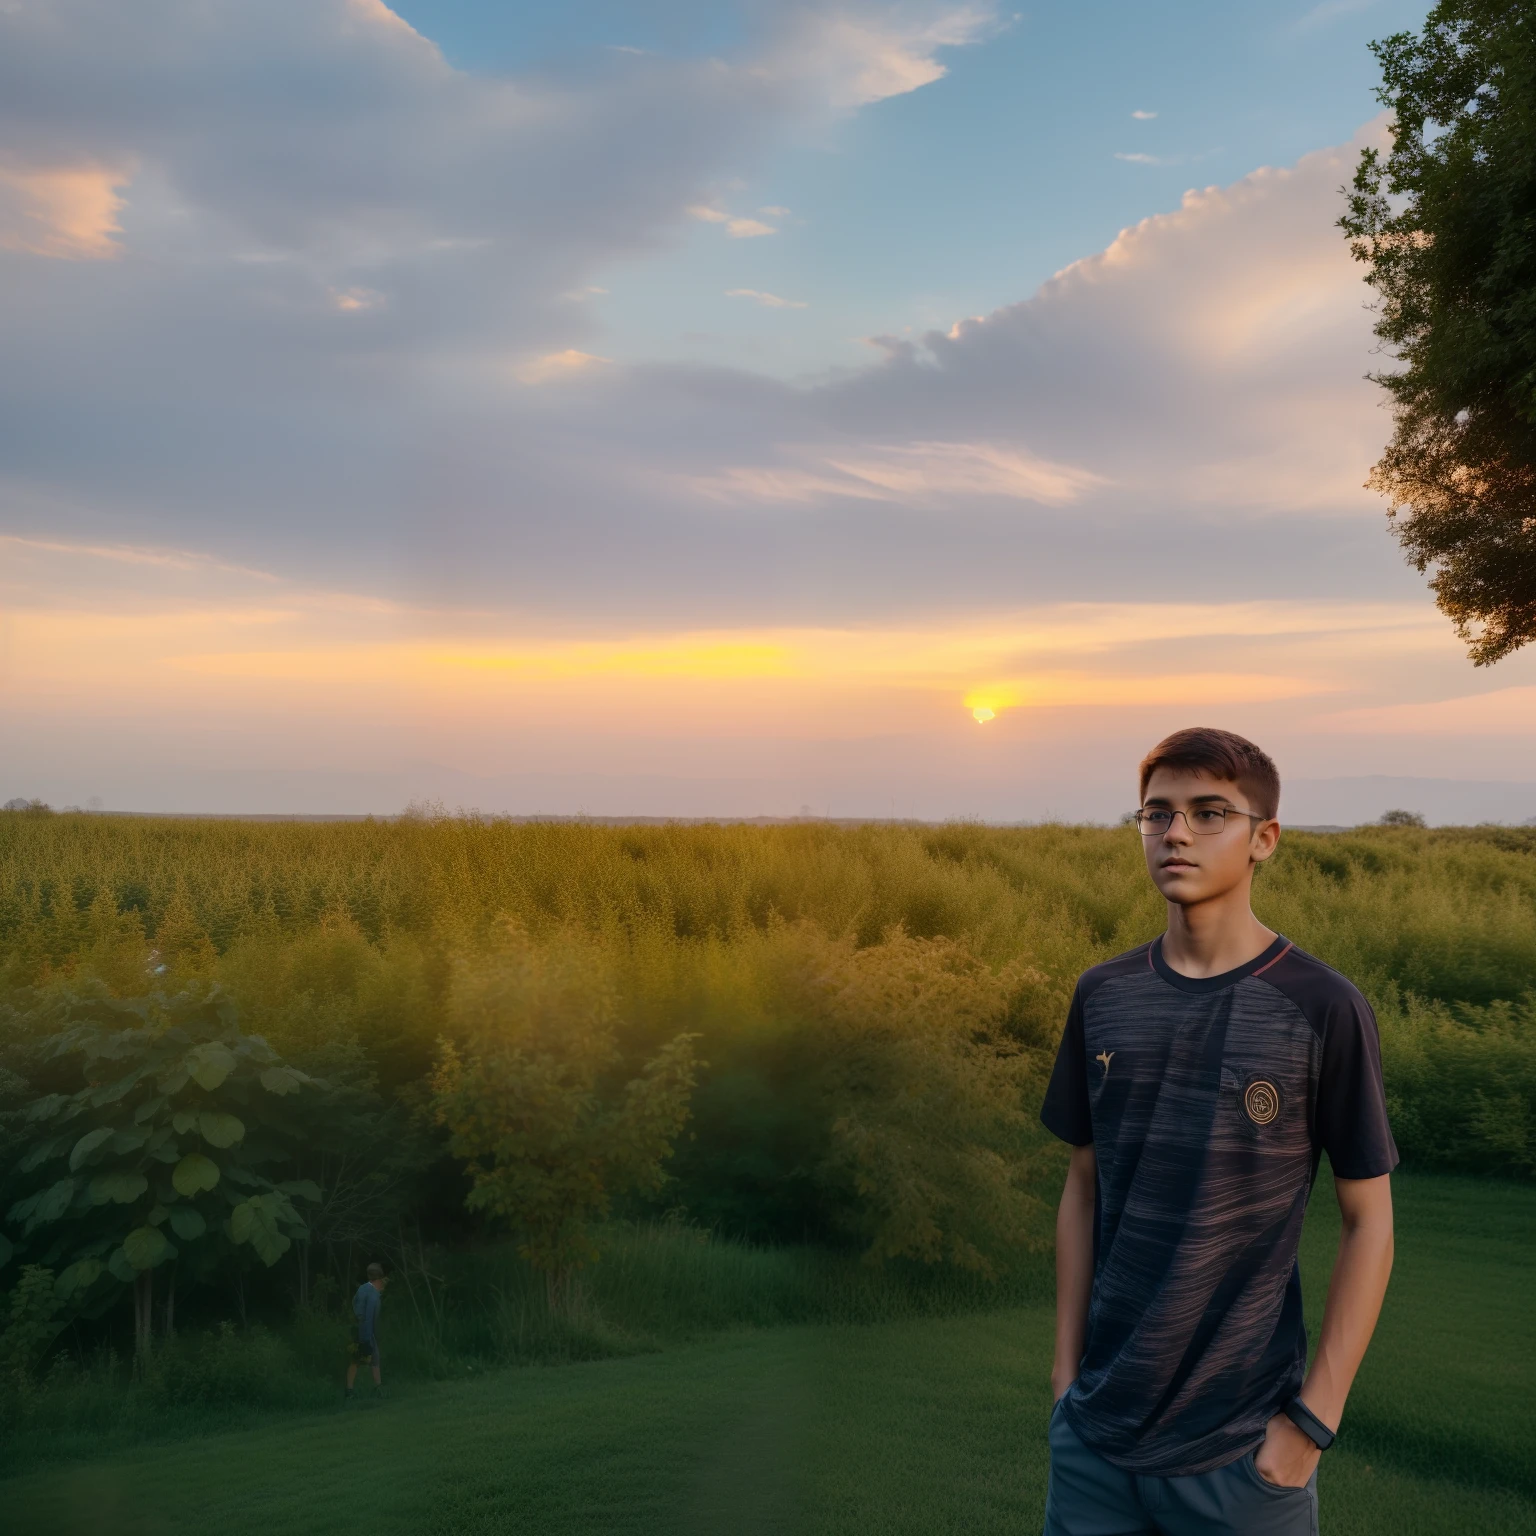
[1313,990,1399,1179]
[1041,985,1093,1146]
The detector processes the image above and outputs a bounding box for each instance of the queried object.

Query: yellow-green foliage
[1,813,1533,1184]
[432,927,699,1292]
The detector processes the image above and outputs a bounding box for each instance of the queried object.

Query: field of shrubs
[0,808,1530,1458]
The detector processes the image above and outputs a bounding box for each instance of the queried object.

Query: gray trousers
[1044,1400,1319,1536]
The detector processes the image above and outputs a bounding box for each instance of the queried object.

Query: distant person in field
[1041,728,1396,1535]
[346,1262,387,1402]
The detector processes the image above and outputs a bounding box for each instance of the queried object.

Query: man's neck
[1161,886,1276,980]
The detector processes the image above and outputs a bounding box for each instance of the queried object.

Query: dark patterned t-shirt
[1040,934,1397,1476]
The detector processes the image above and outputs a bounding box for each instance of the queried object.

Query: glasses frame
[1132,806,1267,837]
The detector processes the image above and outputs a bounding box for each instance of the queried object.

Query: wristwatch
[1282,1396,1336,1451]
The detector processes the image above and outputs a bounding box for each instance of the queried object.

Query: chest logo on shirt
[1095,1050,1114,1076]
[1243,1077,1281,1126]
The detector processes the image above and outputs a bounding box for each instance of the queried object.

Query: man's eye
[1193,810,1224,825]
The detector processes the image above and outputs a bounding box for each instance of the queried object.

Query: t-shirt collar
[1149,933,1291,994]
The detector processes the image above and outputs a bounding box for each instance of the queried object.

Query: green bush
[1379,993,1536,1178]
[144,1322,308,1411]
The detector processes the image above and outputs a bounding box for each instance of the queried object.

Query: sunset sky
[3,0,1534,822]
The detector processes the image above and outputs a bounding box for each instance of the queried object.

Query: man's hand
[1254,1412,1320,1489]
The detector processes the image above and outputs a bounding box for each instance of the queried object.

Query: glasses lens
[1137,810,1173,834]
[1188,808,1230,834]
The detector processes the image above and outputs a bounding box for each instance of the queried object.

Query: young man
[1040,728,1396,1536]
[346,1261,387,1402]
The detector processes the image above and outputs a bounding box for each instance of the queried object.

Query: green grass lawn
[4,1170,1531,1536]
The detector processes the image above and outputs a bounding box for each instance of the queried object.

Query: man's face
[1139,767,1279,906]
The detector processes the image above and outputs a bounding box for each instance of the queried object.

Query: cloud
[516,349,612,384]
[0,0,987,590]
[329,286,384,311]
[1114,151,1169,166]
[689,440,1104,507]
[1315,687,1536,736]
[691,205,779,237]
[1131,109,1157,120]
[0,158,133,258]
[0,4,1395,637]
[766,5,1000,110]
[726,288,808,308]
[758,205,792,217]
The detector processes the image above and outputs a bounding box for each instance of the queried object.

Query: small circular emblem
[1244,1078,1281,1126]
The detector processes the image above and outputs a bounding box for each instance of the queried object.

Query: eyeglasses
[1133,806,1266,836]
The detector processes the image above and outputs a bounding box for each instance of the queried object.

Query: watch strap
[1283,1396,1336,1451]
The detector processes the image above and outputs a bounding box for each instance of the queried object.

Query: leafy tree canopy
[1343,0,1536,662]
[431,927,697,1304]
[0,988,323,1341]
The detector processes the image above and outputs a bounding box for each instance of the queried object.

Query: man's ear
[1249,819,1281,868]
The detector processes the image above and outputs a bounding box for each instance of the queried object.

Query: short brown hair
[1138,728,1280,819]
[367,1262,385,1281]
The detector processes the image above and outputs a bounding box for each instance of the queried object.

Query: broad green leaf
[19,1136,64,1173]
[278,1179,322,1203]
[157,1065,190,1095]
[187,1043,237,1092]
[230,1198,290,1266]
[110,1126,149,1155]
[68,1126,115,1171]
[134,1095,168,1125]
[25,1094,68,1123]
[29,1177,77,1230]
[88,1170,148,1206]
[107,1246,135,1283]
[259,1066,304,1096]
[122,1225,175,1270]
[91,1071,141,1107]
[0,1233,12,1268]
[229,1200,255,1243]
[169,1206,206,1241]
[172,1152,220,1197]
[149,1139,181,1164]
[147,1204,169,1225]
[198,1111,245,1148]
[56,1258,103,1298]
[171,1109,198,1135]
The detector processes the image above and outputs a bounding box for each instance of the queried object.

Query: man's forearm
[1299,1174,1394,1428]
[1052,1144,1096,1397]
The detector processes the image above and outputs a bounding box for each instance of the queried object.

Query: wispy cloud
[1315,686,1536,736]
[516,349,612,384]
[758,205,791,217]
[691,441,1105,508]
[1131,109,1157,120]
[689,204,779,238]
[0,159,135,260]
[726,288,807,309]
[329,286,384,312]
[1115,147,1222,168]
